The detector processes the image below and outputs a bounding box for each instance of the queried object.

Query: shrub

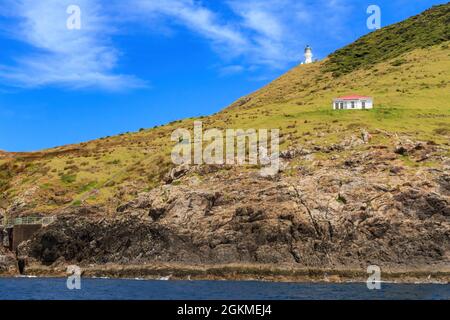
[433,127,450,135]
[108,159,121,165]
[323,4,449,77]
[61,174,77,184]
[390,59,407,66]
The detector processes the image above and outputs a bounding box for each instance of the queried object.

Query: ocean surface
[0,277,449,300]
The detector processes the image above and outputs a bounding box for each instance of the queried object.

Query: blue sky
[0,0,446,151]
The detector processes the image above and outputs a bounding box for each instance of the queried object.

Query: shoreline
[1,263,449,284]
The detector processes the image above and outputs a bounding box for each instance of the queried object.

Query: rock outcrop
[21,143,450,270]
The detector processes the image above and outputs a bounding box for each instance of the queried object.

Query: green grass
[323,3,450,77]
[71,200,82,207]
[1,7,449,214]
[78,181,97,193]
[60,174,77,184]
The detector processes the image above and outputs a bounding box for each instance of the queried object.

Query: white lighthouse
[304,45,313,64]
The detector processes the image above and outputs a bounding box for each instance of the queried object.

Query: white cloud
[138,1,246,45]
[218,64,245,76]
[0,0,145,90]
[116,0,250,60]
[120,0,306,68]
[0,0,353,90]
[232,2,284,39]
[226,0,289,67]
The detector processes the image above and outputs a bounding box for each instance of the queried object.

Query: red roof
[336,94,371,100]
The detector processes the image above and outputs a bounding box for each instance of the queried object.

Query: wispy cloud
[121,0,352,70]
[0,0,145,91]
[218,64,245,77]
[136,1,246,46]
[118,0,250,60]
[0,0,353,90]
[227,0,353,67]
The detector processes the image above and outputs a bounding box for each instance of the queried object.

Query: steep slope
[1,3,450,280]
[324,3,450,77]
[1,4,449,217]
[227,3,450,109]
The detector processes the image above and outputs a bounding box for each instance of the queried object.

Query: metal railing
[1,216,56,228]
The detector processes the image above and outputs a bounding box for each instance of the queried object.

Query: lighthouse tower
[304,45,313,64]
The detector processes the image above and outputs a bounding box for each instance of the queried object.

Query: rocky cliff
[1,4,450,280]
[18,137,450,275]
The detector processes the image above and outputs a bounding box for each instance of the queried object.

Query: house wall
[364,99,373,109]
[332,99,373,110]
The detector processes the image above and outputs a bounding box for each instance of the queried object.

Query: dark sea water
[0,277,449,300]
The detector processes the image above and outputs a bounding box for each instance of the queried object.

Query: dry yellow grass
[1,43,449,215]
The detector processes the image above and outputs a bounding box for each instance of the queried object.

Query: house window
[335,102,339,109]
[351,101,355,108]
[340,102,344,109]
[362,101,366,109]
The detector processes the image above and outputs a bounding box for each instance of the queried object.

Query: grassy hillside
[323,3,450,77]
[0,4,449,216]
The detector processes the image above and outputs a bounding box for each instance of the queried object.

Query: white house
[333,95,373,110]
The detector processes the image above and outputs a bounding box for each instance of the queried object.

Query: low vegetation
[323,3,450,77]
[0,4,449,215]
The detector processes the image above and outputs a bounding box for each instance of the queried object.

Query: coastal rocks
[57,205,104,216]
[164,164,191,184]
[25,216,190,265]
[117,192,154,215]
[20,161,450,270]
[444,158,450,170]
[0,244,16,273]
[0,253,16,272]
[163,164,232,184]
[7,196,31,216]
[1,227,9,248]
[389,166,404,175]
[394,145,409,156]
[394,141,436,160]
[6,186,44,216]
[360,130,372,143]
[438,173,450,193]
[118,186,222,222]
[394,188,450,218]
[14,135,450,271]
[49,194,73,206]
[280,149,298,160]
[340,136,365,149]
[280,147,313,160]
